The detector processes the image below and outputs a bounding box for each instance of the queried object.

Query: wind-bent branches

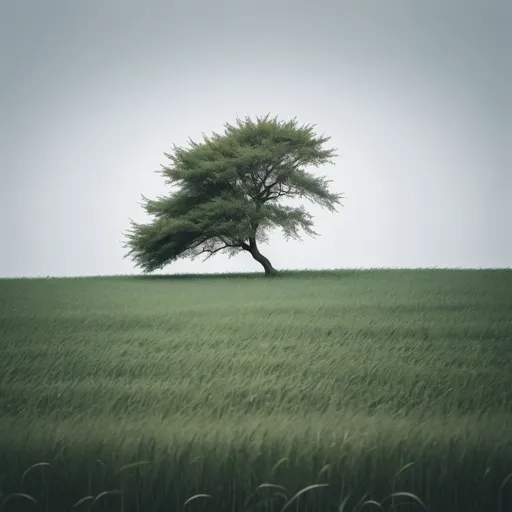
[198,243,240,261]
[124,114,342,276]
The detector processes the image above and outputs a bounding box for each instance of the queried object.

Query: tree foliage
[124,114,342,275]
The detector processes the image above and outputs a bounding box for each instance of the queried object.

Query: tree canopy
[124,114,342,276]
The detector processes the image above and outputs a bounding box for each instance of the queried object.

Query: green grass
[0,269,511,512]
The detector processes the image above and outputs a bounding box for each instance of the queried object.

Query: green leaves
[124,114,342,272]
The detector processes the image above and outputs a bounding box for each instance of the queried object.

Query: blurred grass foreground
[0,269,511,512]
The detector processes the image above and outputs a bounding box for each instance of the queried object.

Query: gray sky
[1,0,510,278]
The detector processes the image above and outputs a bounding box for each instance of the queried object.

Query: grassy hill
[0,269,511,512]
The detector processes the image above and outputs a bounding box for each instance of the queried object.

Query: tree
[124,114,342,276]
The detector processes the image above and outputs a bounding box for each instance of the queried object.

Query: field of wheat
[0,269,511,512]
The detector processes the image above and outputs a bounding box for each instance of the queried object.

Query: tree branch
[198,242,244,261]
[259,156,305,201]
[257,163,277,193]
[188,238,208,251]
[264,182,295,201]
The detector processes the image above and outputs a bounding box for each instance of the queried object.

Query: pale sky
[1,0,510,278]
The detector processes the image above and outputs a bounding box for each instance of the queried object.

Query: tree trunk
[246,237,278,276]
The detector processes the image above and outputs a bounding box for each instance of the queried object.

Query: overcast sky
[1,0,510,278]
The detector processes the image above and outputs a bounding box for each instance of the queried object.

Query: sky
[1,0,510,278]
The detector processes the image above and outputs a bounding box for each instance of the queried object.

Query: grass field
[0,269,511,512]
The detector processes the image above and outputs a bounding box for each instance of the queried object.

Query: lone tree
[124,114,342,276]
